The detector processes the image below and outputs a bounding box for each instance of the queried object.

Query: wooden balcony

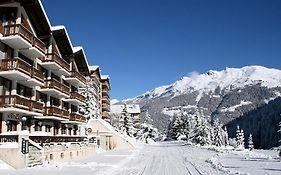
[102,111,110,119]
[64,91,86,106]
[102,104,110,112]
[65,71,86,87]
[102,82,110,90]
[71,92,86,102]
[102,96,110,104]
[0,95,43,115]
[44,106,70,120]
[40,79,70,98]
[41,53,70,76]
[70,113,86,123]
[0,58,44,87]
[1,24,45,58]
[92,76,100,88]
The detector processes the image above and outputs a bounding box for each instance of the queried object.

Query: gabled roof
[101,75,109,80]
[89,65,101,79]
[1,0,52,38]
[73,46,90,75]
[101,75,110,89]
[51,25,73,56]
[89,65,99,71]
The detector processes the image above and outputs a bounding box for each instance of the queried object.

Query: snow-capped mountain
[128,66,281,103]
[125,66,281,148]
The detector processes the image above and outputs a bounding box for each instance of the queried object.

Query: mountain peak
[127,65,281,102]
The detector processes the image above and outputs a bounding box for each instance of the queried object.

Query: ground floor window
[7,120,17,131]
[45,125,51,132]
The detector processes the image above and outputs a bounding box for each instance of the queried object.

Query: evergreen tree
[137,111,158,143]
[80,78,101,119]
[191,111,212,146]
[213,118,225,147]
[223,126,229,146]
[170,113,185,140]
[248,133,254,151]
[236,125,245,149]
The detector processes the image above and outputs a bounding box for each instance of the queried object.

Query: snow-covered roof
[38,0,51,28]
[111,104,141,114]
[73,46,90,71]
[51,25,74,51]
[101,75,109,80]
[89,65,100,71]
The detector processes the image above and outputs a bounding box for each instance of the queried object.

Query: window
[7,120,17,132]
[17,83,32,98]
[50,97,60,107]
[45,125,51,132]
[36,91,47,103]
[62,101,69,111]
[4,79,11,95]
[34,121,42,131]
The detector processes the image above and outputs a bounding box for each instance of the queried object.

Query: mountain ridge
[125,65,281,103]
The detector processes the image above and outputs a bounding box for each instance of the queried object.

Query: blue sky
[42,0,281,100]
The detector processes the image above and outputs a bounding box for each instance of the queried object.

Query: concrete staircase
[27,143,43,167]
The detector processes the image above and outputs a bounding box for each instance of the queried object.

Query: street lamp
[21,116,27,130]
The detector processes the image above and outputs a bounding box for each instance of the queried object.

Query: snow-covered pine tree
[236,125,245,149]
[80,78,101,119]
[137,111,158,143]
[119,104,137,137]
[170,113,185,140]
[182,112,193,141]
[212,118,225,147]
[223,126,229,146]
[191,110,212,146]
[248,133,254,151]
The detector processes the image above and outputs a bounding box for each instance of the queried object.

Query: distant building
[111,103,140,128]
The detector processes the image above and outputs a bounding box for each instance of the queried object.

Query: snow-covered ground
[0,142,280,175]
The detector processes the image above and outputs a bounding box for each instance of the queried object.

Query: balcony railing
[102,96,110,104]
[4,23,33,43]
[70,91,86,102]
[31,67,45,83]
[92,75,100,87]
[3,24,46,53]
[70,113,86,123]
[67,71,86,84]
[43,53,70,71]
[44,106,70,120]
[43,79,70,96]
[102,111,110,119]
[0,58,44,83]
[102,82,110,90]
[0,95,43,112]
[102,104,110,112]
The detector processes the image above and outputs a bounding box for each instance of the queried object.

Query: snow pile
[128,66,281,102]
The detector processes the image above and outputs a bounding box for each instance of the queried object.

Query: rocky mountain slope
[124,66,281,148]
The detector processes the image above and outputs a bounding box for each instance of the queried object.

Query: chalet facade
[0,0,112,169]
[101,75,111,122]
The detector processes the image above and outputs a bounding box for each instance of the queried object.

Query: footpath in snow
[0,142,280,175]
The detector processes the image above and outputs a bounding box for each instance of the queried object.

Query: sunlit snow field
[0,142,280,175]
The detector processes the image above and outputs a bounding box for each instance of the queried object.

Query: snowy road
[113,142,224,175]
[1,142,280,175]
